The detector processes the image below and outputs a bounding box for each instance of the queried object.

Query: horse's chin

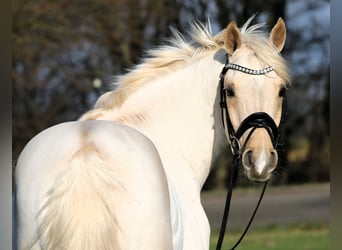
[244,170,271,183]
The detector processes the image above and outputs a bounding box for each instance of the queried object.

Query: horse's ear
[270,18,286,52]
[224,21,242,55]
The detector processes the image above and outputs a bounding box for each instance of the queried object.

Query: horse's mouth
[244,169,272,183]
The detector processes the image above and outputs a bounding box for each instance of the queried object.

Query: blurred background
[12,1,330,248]
[13,0,329,188]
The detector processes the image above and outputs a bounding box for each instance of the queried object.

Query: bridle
[219,55,285,155]
[216,54,287,250]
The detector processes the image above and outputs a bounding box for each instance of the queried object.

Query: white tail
[37,143,123,250]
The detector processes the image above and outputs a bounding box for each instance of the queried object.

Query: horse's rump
[15,121,173,249]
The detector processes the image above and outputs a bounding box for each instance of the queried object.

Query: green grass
[210,224,329,250]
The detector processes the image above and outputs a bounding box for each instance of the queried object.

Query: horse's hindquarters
[14,120,173,250]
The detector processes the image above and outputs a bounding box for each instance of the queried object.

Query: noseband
[216,54,287,250]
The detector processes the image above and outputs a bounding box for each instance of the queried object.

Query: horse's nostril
[268,150,278,172]
[242,150,253,169]
[270,150,277,162]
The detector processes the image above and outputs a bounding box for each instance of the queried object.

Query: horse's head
[221,18,289,182]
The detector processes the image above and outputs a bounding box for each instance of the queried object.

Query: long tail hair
[35,143,124,250]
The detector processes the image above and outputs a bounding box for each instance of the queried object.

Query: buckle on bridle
[230,136,241,156]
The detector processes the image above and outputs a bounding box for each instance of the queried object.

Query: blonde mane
[93,18,290,110]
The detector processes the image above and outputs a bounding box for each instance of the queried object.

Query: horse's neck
[100,53,225,194]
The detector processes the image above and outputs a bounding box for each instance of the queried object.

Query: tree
[12,0,183,159]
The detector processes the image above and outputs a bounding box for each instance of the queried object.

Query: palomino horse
[14,16,290,250]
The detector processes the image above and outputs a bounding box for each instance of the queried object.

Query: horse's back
[14,120,172,250]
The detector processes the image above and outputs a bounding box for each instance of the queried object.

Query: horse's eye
[225,86,235,97]
[279,86,286,97]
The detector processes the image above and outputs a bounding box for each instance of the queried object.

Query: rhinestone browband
[226,63,273,75]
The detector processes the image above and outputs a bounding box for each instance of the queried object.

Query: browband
[224,63,273,75]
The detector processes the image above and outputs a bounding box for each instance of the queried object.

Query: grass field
[210,224,329,250]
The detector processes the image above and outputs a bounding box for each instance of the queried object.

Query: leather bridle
[216,54,287,250]
[219,54,285,156]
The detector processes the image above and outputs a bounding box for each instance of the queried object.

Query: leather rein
[216,54,287,250]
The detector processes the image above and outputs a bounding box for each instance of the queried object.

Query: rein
[216,54,286,250]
